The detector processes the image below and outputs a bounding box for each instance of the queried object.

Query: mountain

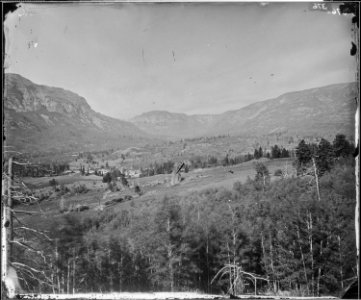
[3,73,153,153]
[4,74,356,155]
[131,82,357,139]
[130,111,216,139]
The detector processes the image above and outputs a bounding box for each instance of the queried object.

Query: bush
[103,172,112,183]
[49,178,58,188]
[38,192,50,202]
[58,184,70,195]
[120,176,129,187]
[72,184,89,194]
[108,181,118,192]
[274,169,283,176]
[134,185,142,195]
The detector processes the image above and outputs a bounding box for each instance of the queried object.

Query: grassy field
[23,174,103,189]
[18,158,295,227]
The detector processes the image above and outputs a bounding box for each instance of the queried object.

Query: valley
[21,157,295,217]
[3,73,357,297]
[4,73,357,156]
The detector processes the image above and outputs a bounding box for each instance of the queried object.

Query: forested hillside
[12,135,356,297]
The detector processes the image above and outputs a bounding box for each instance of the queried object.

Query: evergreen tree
[280,148,289,158]
[271,145,281,159]
[316,138,335,176]
[296,140,312,166]
[254,149,260,160]
[332,134,353,158]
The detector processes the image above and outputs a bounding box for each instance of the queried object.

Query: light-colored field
[23,174,103,189]
[132,158,294,200]
[19,158,295,221]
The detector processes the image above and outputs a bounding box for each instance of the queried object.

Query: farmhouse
[97,168,110,176]
[125,169,141,178]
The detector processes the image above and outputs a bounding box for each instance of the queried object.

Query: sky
[4,2,357,120]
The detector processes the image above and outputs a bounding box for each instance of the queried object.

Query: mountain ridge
[4,73,357,154]
[4,73,154,153]
[131,82,357,139]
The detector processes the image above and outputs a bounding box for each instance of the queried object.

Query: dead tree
[171,161,185,186]
[211,263,269,296]
[2,157,53,297]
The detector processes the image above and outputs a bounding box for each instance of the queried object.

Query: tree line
[12,162,70,177]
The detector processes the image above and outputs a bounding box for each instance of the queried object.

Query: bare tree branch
[12,262,45,274]
[17,271,32,291]
[12,209,41,215]
[12,262,53,287]
[12,161,30,166]
[14,226,53,242]
[10,239,48,263]
[211,263,269,295]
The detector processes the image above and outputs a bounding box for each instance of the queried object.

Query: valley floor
[19,158,295,223]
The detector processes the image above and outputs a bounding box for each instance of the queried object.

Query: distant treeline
[12,162,70,177]
[139,145,291,177]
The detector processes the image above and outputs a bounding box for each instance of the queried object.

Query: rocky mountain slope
[131,82,357,139]
[4,73,357,155]
[4,73,152,153]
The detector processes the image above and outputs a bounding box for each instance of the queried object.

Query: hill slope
[4,74,356,154]
[131,82,357,139]
[130,111,216,139]
[4,73,153,153]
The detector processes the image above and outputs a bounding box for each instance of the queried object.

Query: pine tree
[271,145,281,159]
[332,134,353,158]
[296,140,312,166]
[316,138,335,176]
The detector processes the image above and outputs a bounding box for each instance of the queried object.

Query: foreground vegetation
[9,135,357,297]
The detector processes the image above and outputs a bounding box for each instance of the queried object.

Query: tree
[271,145,281,159]
[120,175,129,187]
[153,197,184,291]
[281,148,289,158]
[134,185,142,195]
[333,134,353,158]
[316,138,335,176]
[222,154,230,166]
[254,149,260,160]
[254,162,270,190]
[80,165,85,176]
[296,140,312,166]
[2,157,53,296]
[49,179,58,189]
[102,172,112,183]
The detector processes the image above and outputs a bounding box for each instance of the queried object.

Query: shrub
[102,172,112,183]
[72,184,89,194]
[274,169,283,176]
[108,181,117,192]
[49,178,58,188]
[134,185,142,195]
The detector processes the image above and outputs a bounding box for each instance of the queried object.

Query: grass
[23,174,103,189]
[17,158,295,231]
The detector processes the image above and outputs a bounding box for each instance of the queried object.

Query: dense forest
[10,134,357,297]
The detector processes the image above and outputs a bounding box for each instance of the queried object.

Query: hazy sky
[4,2,356,120]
